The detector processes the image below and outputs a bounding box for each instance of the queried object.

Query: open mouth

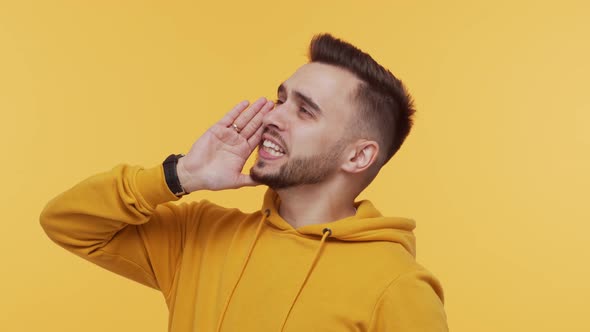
[259,139,286,158]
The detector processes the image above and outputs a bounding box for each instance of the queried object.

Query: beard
[250,139,347,190]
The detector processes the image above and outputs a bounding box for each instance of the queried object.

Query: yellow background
[2,0,589,331]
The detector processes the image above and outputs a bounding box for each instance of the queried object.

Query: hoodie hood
[260,188,417,257]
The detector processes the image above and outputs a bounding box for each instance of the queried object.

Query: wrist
[176,156,191,194]
[175,155,208,193]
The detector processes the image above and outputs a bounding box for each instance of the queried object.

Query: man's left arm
[368,268,449,331]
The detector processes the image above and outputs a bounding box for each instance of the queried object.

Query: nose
[262,101,288,132]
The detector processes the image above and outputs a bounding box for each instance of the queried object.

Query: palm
[185,125,255,190]
[179,98,274,191]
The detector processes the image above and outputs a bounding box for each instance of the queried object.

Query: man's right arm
[39,162,193,300]
[39,98,274,300]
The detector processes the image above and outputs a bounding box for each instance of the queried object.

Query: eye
[274,99,313,118]
[299,107,312,116]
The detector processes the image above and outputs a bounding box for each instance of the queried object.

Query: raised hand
[176,97,275,192]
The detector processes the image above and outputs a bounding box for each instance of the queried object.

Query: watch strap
[163,153,187,197]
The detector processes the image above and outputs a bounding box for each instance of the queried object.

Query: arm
[368,268,449,331]
[39,98,274,300]
[39,162,190,300]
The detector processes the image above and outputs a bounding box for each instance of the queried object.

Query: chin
[249,163,281,188]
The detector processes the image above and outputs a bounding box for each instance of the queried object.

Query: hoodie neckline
[260,188,417,255]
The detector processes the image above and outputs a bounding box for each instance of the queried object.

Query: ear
[341,140,380,174]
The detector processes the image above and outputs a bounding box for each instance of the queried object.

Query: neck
[275,182,357,229]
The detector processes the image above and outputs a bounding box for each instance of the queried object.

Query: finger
[219,100,250,127]
[231,97,267,131]
[247,123,265,148]
[240,100,274,138]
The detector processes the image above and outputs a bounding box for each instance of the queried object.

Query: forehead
[283,62,361,117]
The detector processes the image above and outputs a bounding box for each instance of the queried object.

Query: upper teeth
[263,139,284,153]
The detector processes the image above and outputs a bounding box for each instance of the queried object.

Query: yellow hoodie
[40,162,448,331]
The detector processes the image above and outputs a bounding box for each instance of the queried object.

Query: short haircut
[308,33,416,166]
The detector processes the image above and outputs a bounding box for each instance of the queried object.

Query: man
[40,33,448,331]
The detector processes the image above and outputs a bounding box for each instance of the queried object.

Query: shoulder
[384,264,445,304]
[368,265,448,331]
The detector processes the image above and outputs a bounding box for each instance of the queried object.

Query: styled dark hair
[308,33,416,166]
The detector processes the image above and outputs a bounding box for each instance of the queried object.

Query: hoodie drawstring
[215,209,332,332]
[280,227,332,332]
[215,209,269,332]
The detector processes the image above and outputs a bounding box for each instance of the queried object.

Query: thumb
[236,174,261,188]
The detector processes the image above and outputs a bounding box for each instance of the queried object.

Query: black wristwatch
[163,153,188,197]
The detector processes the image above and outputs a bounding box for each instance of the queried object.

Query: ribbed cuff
[135,163,181,210]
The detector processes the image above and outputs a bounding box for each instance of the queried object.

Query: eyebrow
[278,83,323,116]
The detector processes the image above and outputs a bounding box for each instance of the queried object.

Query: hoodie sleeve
[368,268,449,332]
[39,162,195,301]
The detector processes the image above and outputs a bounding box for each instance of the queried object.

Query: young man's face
[250,62,362,189]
